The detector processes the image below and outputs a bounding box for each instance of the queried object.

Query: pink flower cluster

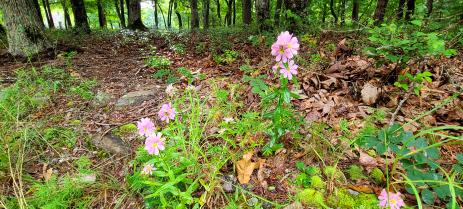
[271,31,300,80]
[135,103,177,174]
[378,189,405,209]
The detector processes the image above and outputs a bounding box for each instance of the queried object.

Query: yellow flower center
[153,142,158,148]
[288,44,292,49]
[390,199,396,204]
[279,48,284,54]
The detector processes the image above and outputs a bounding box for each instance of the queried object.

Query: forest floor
[0,29,462,208]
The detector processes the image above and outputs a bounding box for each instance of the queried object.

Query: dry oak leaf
[359,151,378,168]
[236,151,257,184]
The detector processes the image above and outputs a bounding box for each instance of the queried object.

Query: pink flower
[144,132,165,155]
[378,189,405,209]
[158,103,176,123]
[279,60,298,80]
[137,118,155,137]
[271,31,299,62]
[141,163,156,175]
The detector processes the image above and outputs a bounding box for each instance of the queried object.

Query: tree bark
[97,0,107,28]
[322,1,327,23]
[42,0,55,28]
[0,0,50,56]
[396,0,405,19]
[256,0,270,30]
[340,0,346,25]
[426,0,433,17]
[114,0,124,28]
[120,0,126,27]
[352,0,359,22]
[216,0,221,24]
[174,1,182,28]
[330,0,338,23]
[70,0,90,32]
[242,0,252,25]
[167,0,173,28]
[33,0,45,27]
[373,0,388,25]
[62,0,72,29]
[232,0,236,25]
[127,0,147,30]
[274,0,282,26]
[190,0,200,28]
[405,0,415,20]
[152,0,158,28]
[202,0,210,28]
[225,0,232,26]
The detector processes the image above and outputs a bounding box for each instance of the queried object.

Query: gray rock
[92,134,130,155]
[247,197,258,206]
[92,91,113,107]
[115,87,160,109]
[222,181,234,193]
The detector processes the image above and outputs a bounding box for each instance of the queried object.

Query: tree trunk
[373,0,388,25]
[0,0,50,56]
[216,0,221,25]
[426,0,433,17]
[340,0,346,25]
[152,0,158,28]
[167,0,173,28]
[396,0,405,19]
[33,0,45,27]
[157,0,167,28]
[242,0,252,25]
[274,0,282,26]
[190,0,200,28]
[322,1,327,23]
[352,0,359,22]
[202,0,210,28]
[62,0,72,29]
[174,1,182,28]
[256,0,270,30]
[97,0,107,28]
[405,0,415,20]
[232,0,236,25]
[225,0,232,26]
[330,0,338,23]
[114,0,123,28]
[70,0,90,32]
[120,0,126,27]
[42,0,55,28]
[127,0,147,30]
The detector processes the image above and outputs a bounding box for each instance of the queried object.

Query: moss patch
[310,175,326,189]
[296,188,326,207]
[327,188,379,209]
[112,123,137,136]
[370,167,385,184]
[347,165,367,180]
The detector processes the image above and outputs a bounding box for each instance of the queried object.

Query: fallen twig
[389,82,416,126]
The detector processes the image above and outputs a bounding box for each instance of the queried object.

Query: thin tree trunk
[62,0,72,29]
[216,0,221,25]
[167,0,173,28]
[0,0,50,56]
[174,1,182,28]
[255,0,270,30]
[340,0,346,25]
[322,0,327,23]
[405,0,415,20]
[70,0,91,32]
[42,0,55,28]
[152,0,158,28]
[97,0,107,28]
[190,0,200,28]
[426,0,433,17]
[330,0,338,23]
[127,0,147,30]
[157,0,168,28]
[397,0,405,19]
[120,0,126,27]
[33,0,45,27]
[352,0,359,22]
[225,0,232,26]
[114,0,123,27]
[202,0,210,28]
[232,0,236,25]
[373,0,388,25]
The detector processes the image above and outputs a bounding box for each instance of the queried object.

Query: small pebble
[247,197,258,206]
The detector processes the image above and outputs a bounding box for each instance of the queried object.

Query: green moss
[347,165,367,180]
[327,188,379,209]
[370,167,385,184]
[113,123,137,136]
[324,166,343,179]
[296,188,326,207]
[310,175,326,189]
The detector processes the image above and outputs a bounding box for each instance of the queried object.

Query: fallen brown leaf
[236,151,257,184]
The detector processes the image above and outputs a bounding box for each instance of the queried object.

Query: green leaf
[456,154,463,164]
[411,19,423,27]
[422,189,435,205]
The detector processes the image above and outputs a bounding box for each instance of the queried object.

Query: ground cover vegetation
[0,0,462,208]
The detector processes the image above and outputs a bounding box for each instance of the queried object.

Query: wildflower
[165,84,177,96]
[141,163,156,175]
[271,31,299,62]
[158,103,176,123]
[223,117,234,123]
[137,118,155,137]
[378,189,405,209]
[144,132,165,155]
[279,60,298,80]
